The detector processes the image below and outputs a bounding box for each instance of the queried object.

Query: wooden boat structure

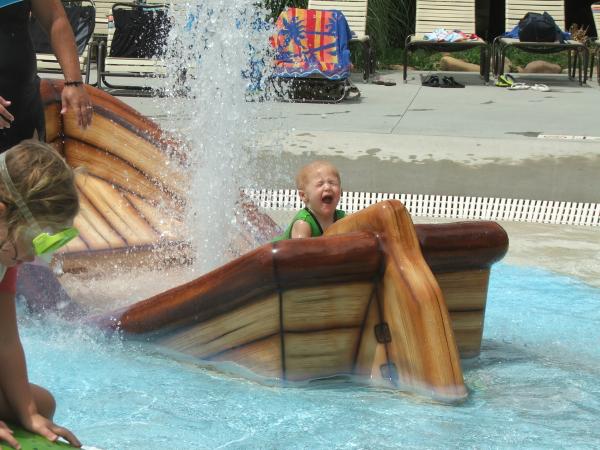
[20,80,509,402]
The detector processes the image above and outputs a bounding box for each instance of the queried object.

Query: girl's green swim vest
[273,207,346,241]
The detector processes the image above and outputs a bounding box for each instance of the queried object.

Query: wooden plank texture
[308,0,368,36]
[284,329,359,380]
[158,295,280,359]
[282,283,372,331]
[415,0,476,35]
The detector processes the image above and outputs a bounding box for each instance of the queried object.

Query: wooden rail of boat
[42,79,279,271]
[41,79,189,272]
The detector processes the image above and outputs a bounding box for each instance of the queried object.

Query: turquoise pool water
[19,264,600,449]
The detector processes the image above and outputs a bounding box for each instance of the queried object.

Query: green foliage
[262,0,307,20]
[370,47,570,71]
[367,0,414,51]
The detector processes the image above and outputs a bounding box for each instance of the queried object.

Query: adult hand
[0,420,20,450]
[0,96,14,129]
[24,413,81,448]
[60,85,93,129]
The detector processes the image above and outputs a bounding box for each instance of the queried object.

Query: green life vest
[273,207,346,241]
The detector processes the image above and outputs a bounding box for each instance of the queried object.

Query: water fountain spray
[161,0,277,273]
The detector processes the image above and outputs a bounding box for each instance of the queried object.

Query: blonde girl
[0,140,81,449]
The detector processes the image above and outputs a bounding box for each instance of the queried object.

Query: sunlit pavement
[119,69,600,203]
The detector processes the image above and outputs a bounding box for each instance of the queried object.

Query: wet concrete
[251,150,600,204]
[499,221,600,289]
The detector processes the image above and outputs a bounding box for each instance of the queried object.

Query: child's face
[0,219,73,267]
[300,165,341,217]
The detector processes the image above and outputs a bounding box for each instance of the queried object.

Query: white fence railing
[243,189,600,227]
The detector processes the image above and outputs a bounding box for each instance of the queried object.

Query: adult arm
[30,0,92,129]
[0,292,81,448]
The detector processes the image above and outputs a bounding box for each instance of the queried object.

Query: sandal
[531,83,550,92]
[372,79,397,86]
[441,76,465,88]
[507,82,530,90]
[420,74,440,87]
[495,74,515,87]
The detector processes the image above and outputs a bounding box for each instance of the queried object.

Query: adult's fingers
[0,424,20,450]
[76,105,84,128]
[0,102,14,126]
[51,424,81,448]
[36,425,57,443]
[78,104,93,129]
[0,116,11,129]
[62,93,92,130]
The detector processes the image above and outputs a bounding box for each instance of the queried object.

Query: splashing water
[159,0,277,273]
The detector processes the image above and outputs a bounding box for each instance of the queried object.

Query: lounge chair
[271,7,360,103]
[493,0,589,85]
[590,2,600,84]
[403,0,489,84]
[96,2,170,96]
[308,0,373,81]
[29,0,96,84]
[93,0,119,41]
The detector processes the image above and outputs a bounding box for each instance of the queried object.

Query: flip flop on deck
[531,83,551,92]
[420,74,440,87]
[495,74,516,87]
[441,76,465,88]
[372,78,397,86]
[507,82,530,90]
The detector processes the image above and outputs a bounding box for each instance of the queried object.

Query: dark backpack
[29,2,95,55]
[110,4,171,58]
[518,12,564,43]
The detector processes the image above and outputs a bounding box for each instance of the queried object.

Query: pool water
[19,264,600,449]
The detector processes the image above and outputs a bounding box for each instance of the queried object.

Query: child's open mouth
[322,194,333,204]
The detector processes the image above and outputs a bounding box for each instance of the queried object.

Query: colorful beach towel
[271,7,352,80]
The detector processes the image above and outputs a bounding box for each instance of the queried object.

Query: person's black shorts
[0,76,45,153]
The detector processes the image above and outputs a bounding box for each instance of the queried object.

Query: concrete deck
[116,69,600,288]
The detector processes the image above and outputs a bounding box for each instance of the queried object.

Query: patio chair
[270,7,360,103]
[589,2,600,84]
[308,0,373,81]
[403,0,489,84]
[96,2,170,96]
[493,0,589,85]
[29,0,96,84]
[93,0,119,41]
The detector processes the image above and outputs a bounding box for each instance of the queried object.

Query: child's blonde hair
[295,160,341,191]
[0,140,79,234]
